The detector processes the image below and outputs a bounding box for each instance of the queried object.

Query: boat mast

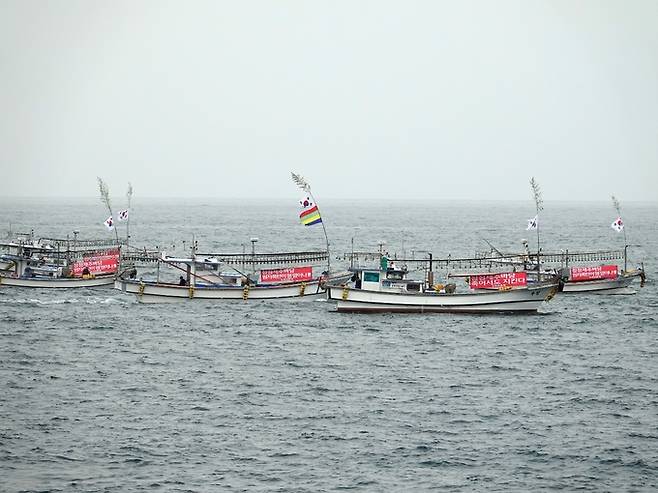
[98,177,122,274]
[530,177,544,271]
[250,237,258,276]
[98,177,120,247]
[612,195,628,271]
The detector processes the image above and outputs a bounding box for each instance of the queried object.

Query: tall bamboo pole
[612,195,628,271]
[291,172,331,273]
[530,177,544,270]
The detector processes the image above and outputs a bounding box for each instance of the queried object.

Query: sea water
[1,198,657,492]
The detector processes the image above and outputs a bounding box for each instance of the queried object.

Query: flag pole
[530,177,543,271]
[98,177,120,247]
[612,195,627,271]
[310,190,331,273]
[126,182,133,249]
[292,172,331,273]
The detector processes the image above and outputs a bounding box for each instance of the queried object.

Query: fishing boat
[560,270,644,294]
[511,192,646,294]
[327,256,559,313]
[0,234,120,288]
[475,243,645,295]
[560,259,645,294]
[115,246,351,303]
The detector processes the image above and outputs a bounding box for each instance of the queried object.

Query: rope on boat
[342,286,349,300]
[188,285,195,299]
[299,282,306,296]
[242,285,249,300]
[138,281,145,298]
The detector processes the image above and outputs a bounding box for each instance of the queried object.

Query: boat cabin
[161,256,246,287]
[195,272,243,287]
[353,267,425,293]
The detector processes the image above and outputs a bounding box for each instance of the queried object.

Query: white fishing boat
[560,264,645,294]
[0,273,115,288]
[115,247,351,303]
[511,193,646,294]
[119,173,354,303]
[327,263,559,314]
[0,234,120,288]
[475,244,645,295]
[117,275,325,303]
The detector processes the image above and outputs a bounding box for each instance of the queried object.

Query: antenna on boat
[291,172,331,273]
[250,237,258,275]
[530,177,543,271]
[350,237,354,270]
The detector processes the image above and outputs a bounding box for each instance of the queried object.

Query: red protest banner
[569,265,618,282]
[260,266,313,283]
[469,272,527,289]
[72,249,119,276]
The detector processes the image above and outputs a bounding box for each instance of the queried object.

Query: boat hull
[561,275,637,294]
[327,283,559,314]
[116,279,325,303]
[0,275,115,288]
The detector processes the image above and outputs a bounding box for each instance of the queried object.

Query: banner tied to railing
[469,272,527,289]
[569,265,618,282]
[72,249,119,276]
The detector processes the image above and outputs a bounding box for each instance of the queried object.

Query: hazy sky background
[0,0,656,201]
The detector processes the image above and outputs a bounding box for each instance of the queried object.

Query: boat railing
[120,249,329,266]
[200,251,328,265]
[475,249,625,264]
[39,237,127,249]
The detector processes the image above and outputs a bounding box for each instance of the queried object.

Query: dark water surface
[1,199,657,492]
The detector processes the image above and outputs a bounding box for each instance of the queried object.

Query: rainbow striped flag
[299,204,322,226]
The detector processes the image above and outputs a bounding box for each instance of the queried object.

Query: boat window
[386,271,404,280]
[407,283,421,292]
[363,271,380,283]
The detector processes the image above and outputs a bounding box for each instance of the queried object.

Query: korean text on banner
[469,272,528,290]
[569,265,618,282]
[72,249,119,276]
[260,266,313,284]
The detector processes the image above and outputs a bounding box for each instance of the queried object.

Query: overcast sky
[0,0,656,201]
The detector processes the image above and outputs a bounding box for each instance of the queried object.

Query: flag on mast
[118,209,129,221]
[299,196,322,226]
[526,215,538,230]
[611,217,624,232]
[104,216,114,231]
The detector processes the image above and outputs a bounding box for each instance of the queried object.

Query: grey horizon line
[2,195,657,204]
